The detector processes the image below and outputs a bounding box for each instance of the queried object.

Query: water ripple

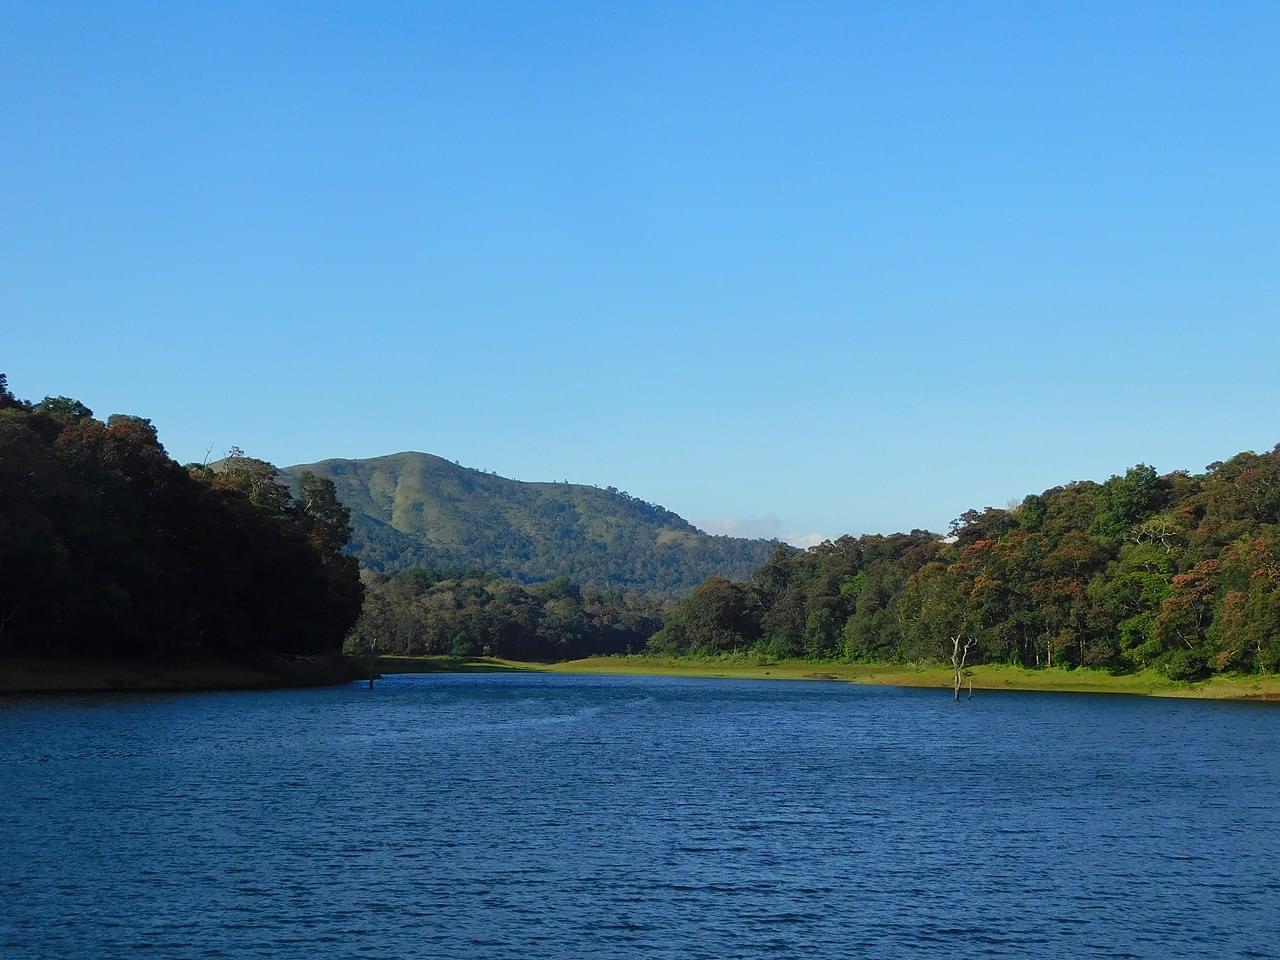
[2,673,1279,959]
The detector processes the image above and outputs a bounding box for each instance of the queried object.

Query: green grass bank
[369,654,1280,701]
[9,652,1278,700]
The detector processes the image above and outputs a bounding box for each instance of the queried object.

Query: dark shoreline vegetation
[3,373,1279,696]
[0,654,366,695]
[0,375,363,677]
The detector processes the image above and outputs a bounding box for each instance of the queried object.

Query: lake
[2,673,1278,958]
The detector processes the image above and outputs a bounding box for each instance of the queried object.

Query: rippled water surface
[2,673,1279,958]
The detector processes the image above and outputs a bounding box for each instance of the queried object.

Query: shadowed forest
[0,375,362,658]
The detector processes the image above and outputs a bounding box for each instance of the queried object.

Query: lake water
[2,673,1278,959]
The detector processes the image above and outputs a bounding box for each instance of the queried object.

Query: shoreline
[371,654,1280,702]
[6,652,1278,702]
[0,654,366,695]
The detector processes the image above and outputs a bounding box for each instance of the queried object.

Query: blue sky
[3,2,1278,544]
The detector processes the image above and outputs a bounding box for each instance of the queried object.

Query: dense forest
[350,569,669,661]
[282,452,778,594]
[0,375,362,659]
[7,369,1276,683]
[652,449,1280,679]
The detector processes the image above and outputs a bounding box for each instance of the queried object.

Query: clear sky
[4,2,1278,545]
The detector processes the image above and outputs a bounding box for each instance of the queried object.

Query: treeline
[652,448,1280,680]
[10,369,1276,681]
[349,569,670,661]
[345,519,770,598]
[0,375,362,658]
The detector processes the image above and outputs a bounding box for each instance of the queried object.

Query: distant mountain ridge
[280,452,781,594]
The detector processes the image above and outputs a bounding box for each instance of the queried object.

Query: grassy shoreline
[7,651,1278,701]
[371,654,1280,701]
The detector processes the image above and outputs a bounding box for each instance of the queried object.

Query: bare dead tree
[1127,517,1184,555]
[951,634,977,702]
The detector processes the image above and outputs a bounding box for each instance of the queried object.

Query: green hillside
[281,452,779,594]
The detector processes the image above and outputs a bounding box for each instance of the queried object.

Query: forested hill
[654,444,1280,681]
[280,452,779,595]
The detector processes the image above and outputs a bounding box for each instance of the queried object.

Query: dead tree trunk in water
[951,634,977,702]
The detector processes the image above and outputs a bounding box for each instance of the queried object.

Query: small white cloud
[698,514,784,539]
[699,516,832,548]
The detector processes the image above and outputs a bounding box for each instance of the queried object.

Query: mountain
[280,452,781,594]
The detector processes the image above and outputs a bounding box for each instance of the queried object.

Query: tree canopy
[651,447,1280,680]
[0,379,362,658]
[349,569,668,661]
